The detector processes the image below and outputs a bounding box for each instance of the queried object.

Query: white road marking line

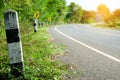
[55,27,120,63]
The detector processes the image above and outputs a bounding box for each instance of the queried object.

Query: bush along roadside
[0,26,68,80]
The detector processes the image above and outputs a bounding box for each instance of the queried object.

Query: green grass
[22,27,64,79]
[0,23,67,79]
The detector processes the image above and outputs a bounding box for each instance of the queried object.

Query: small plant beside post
[4,9,24,78]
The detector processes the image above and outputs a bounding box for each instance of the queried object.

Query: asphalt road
[49,24,120,80]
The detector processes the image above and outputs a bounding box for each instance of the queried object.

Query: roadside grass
[92,22,120,30]
[116,26,120,30]
[0,22,68,80]
[23,27,67,79]
[0,18,10,78]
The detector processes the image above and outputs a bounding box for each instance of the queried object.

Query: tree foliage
[1,1,119,27]
[97,4,110,19]
[66,2,83,23]
[113,9,120,19]
[81,10,96,23]
[104,9,120,27]
[0,0,66,24]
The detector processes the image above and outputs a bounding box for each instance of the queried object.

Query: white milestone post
[34,18,38,32]
[4,9,24,77]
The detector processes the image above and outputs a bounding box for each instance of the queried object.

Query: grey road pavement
[49,24,120,80]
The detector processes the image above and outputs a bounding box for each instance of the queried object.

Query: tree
[113,9,120,19]
[81,10,96,23]
[97,4,110,19]
[104,9,120,27]
[0,0,67,24]
[31,0,66,23]
[46,0,66,22]
[69,2,76,12]
[66,2,83,23]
